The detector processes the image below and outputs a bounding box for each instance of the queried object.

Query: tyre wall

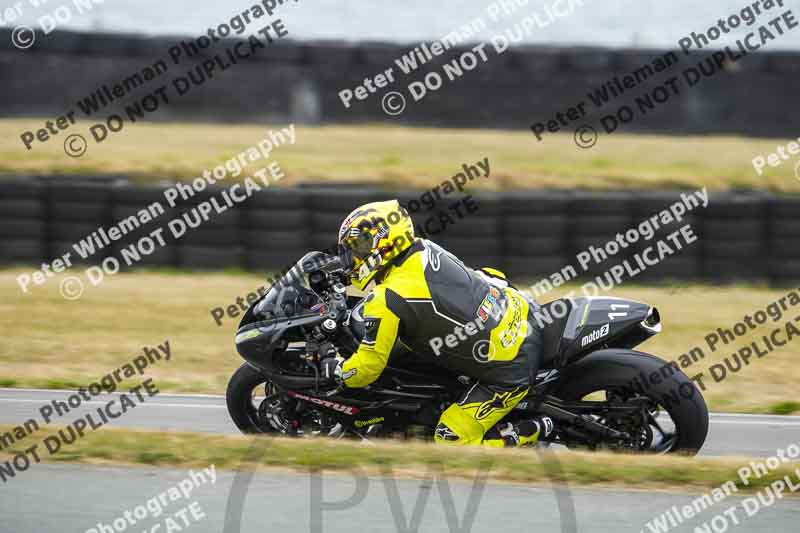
[0,29,798,137]
[0,178,797,285]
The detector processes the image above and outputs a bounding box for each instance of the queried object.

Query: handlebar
[320,283,348,323]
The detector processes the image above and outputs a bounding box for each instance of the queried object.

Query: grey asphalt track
[2,463,799,533]
[2,388,800,457]
[3,388,800,532]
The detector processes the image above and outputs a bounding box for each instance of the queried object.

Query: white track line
[1,389,800,424]
[0,387,224,399]
[709,412,800,419]
[706,420,800,427]
[0,398,224,409]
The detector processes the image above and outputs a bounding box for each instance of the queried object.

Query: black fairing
[545,297,661,368]
[234,252,330,374]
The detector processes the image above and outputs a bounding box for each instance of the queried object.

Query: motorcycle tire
[226,363,277,434]
[553,349,709,454]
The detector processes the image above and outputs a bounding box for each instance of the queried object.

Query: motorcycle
[227,251,709,454]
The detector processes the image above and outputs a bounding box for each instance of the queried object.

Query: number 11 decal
[609,304,630,321]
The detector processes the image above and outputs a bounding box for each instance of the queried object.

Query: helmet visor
[339,229,374,272]
[342,231,373,260]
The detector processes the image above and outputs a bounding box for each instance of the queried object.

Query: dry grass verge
[1,119,797,192]
[1,425,798,494]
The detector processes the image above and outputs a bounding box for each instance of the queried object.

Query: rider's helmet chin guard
[337,199,415,291]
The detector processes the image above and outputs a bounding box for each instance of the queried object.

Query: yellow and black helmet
[337,200,415,290]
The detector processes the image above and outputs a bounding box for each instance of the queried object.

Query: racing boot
[497,416,554,447]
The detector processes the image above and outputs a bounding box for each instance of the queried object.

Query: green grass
[1,425,798,493]
[1,119,798,192]
[768,402,800,415]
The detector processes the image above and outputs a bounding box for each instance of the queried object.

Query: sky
[3,0,799,50]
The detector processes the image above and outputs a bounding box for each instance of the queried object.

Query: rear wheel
[554,350,709,454]
[571,388,680,453]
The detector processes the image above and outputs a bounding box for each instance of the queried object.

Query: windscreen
[253,252,334,320]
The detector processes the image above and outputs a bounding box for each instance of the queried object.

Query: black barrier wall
[1,29,799,137]
[0,178,798,285]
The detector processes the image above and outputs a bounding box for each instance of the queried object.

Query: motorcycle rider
[321,199,554,447]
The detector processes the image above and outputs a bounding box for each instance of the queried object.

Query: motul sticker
[287,391,360,415]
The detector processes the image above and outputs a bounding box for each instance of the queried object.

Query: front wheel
[226,363,281,434]
[226,363,349,437]
[553,349,709,454]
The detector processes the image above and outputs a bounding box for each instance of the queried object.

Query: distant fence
[1,28,799,136]
[0,178,798,285]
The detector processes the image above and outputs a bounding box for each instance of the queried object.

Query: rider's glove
[320,355,343,383]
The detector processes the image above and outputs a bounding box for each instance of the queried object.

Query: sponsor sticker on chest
[477,286,501,322]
